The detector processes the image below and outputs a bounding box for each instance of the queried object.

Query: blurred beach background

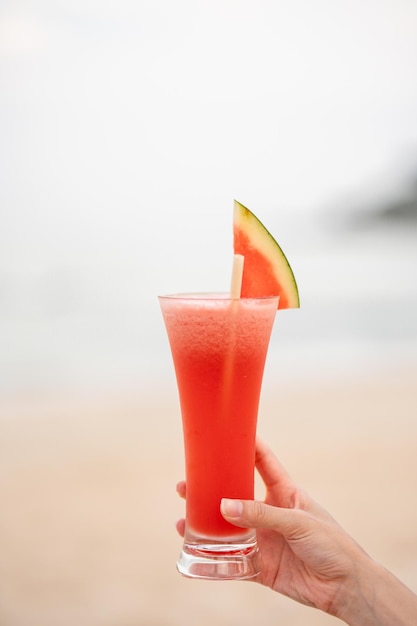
[1,1,417,624]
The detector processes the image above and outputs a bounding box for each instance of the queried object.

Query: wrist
[332,555,417,626]
[327,551,373,624]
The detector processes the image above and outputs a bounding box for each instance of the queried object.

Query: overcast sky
[1,1,417,392]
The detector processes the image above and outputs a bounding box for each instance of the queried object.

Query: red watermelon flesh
[233,200,300,310]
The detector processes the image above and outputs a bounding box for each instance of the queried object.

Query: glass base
[176,540,261,580]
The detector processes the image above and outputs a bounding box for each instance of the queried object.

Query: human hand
[176,439,365,614]
[176,440,417,624]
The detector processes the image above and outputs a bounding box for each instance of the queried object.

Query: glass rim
[158,292,279,302]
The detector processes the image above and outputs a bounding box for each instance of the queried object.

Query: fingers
[176,441,296,505]
[176,481,186,499]
[176,482,186,537]
[176,518,185,537]
[221,497,311,540]
[255,438,296,497]
[255,440,328,519]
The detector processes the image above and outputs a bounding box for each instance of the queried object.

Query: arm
[334,558,417,626]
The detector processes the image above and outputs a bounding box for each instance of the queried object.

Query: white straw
[230,254,244,299]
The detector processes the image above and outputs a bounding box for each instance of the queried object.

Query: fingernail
[221,498,243,517]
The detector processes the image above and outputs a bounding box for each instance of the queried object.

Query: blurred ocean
[1,204,416,397]
[1,0,417,397]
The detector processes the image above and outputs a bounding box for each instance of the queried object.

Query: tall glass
[159,293,278,580]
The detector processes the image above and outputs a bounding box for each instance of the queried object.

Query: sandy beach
[0,366,416,626]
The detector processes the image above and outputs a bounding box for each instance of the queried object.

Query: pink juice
[160,294,277,540]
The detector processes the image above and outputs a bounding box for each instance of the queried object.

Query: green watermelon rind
[233,199,300,309]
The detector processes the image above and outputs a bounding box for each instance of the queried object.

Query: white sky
[1,1,417,391]
[1,1,417,274]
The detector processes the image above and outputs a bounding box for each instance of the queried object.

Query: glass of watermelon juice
[159,292,278,580]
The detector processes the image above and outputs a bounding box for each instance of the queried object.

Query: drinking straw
[222,254,244,414]
[230,254,244,299]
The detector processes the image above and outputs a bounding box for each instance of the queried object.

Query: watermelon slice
[233,200,300,310]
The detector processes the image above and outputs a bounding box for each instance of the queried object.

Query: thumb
[221,498,309,539]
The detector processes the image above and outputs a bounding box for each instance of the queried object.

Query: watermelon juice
[159,293,277,579]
